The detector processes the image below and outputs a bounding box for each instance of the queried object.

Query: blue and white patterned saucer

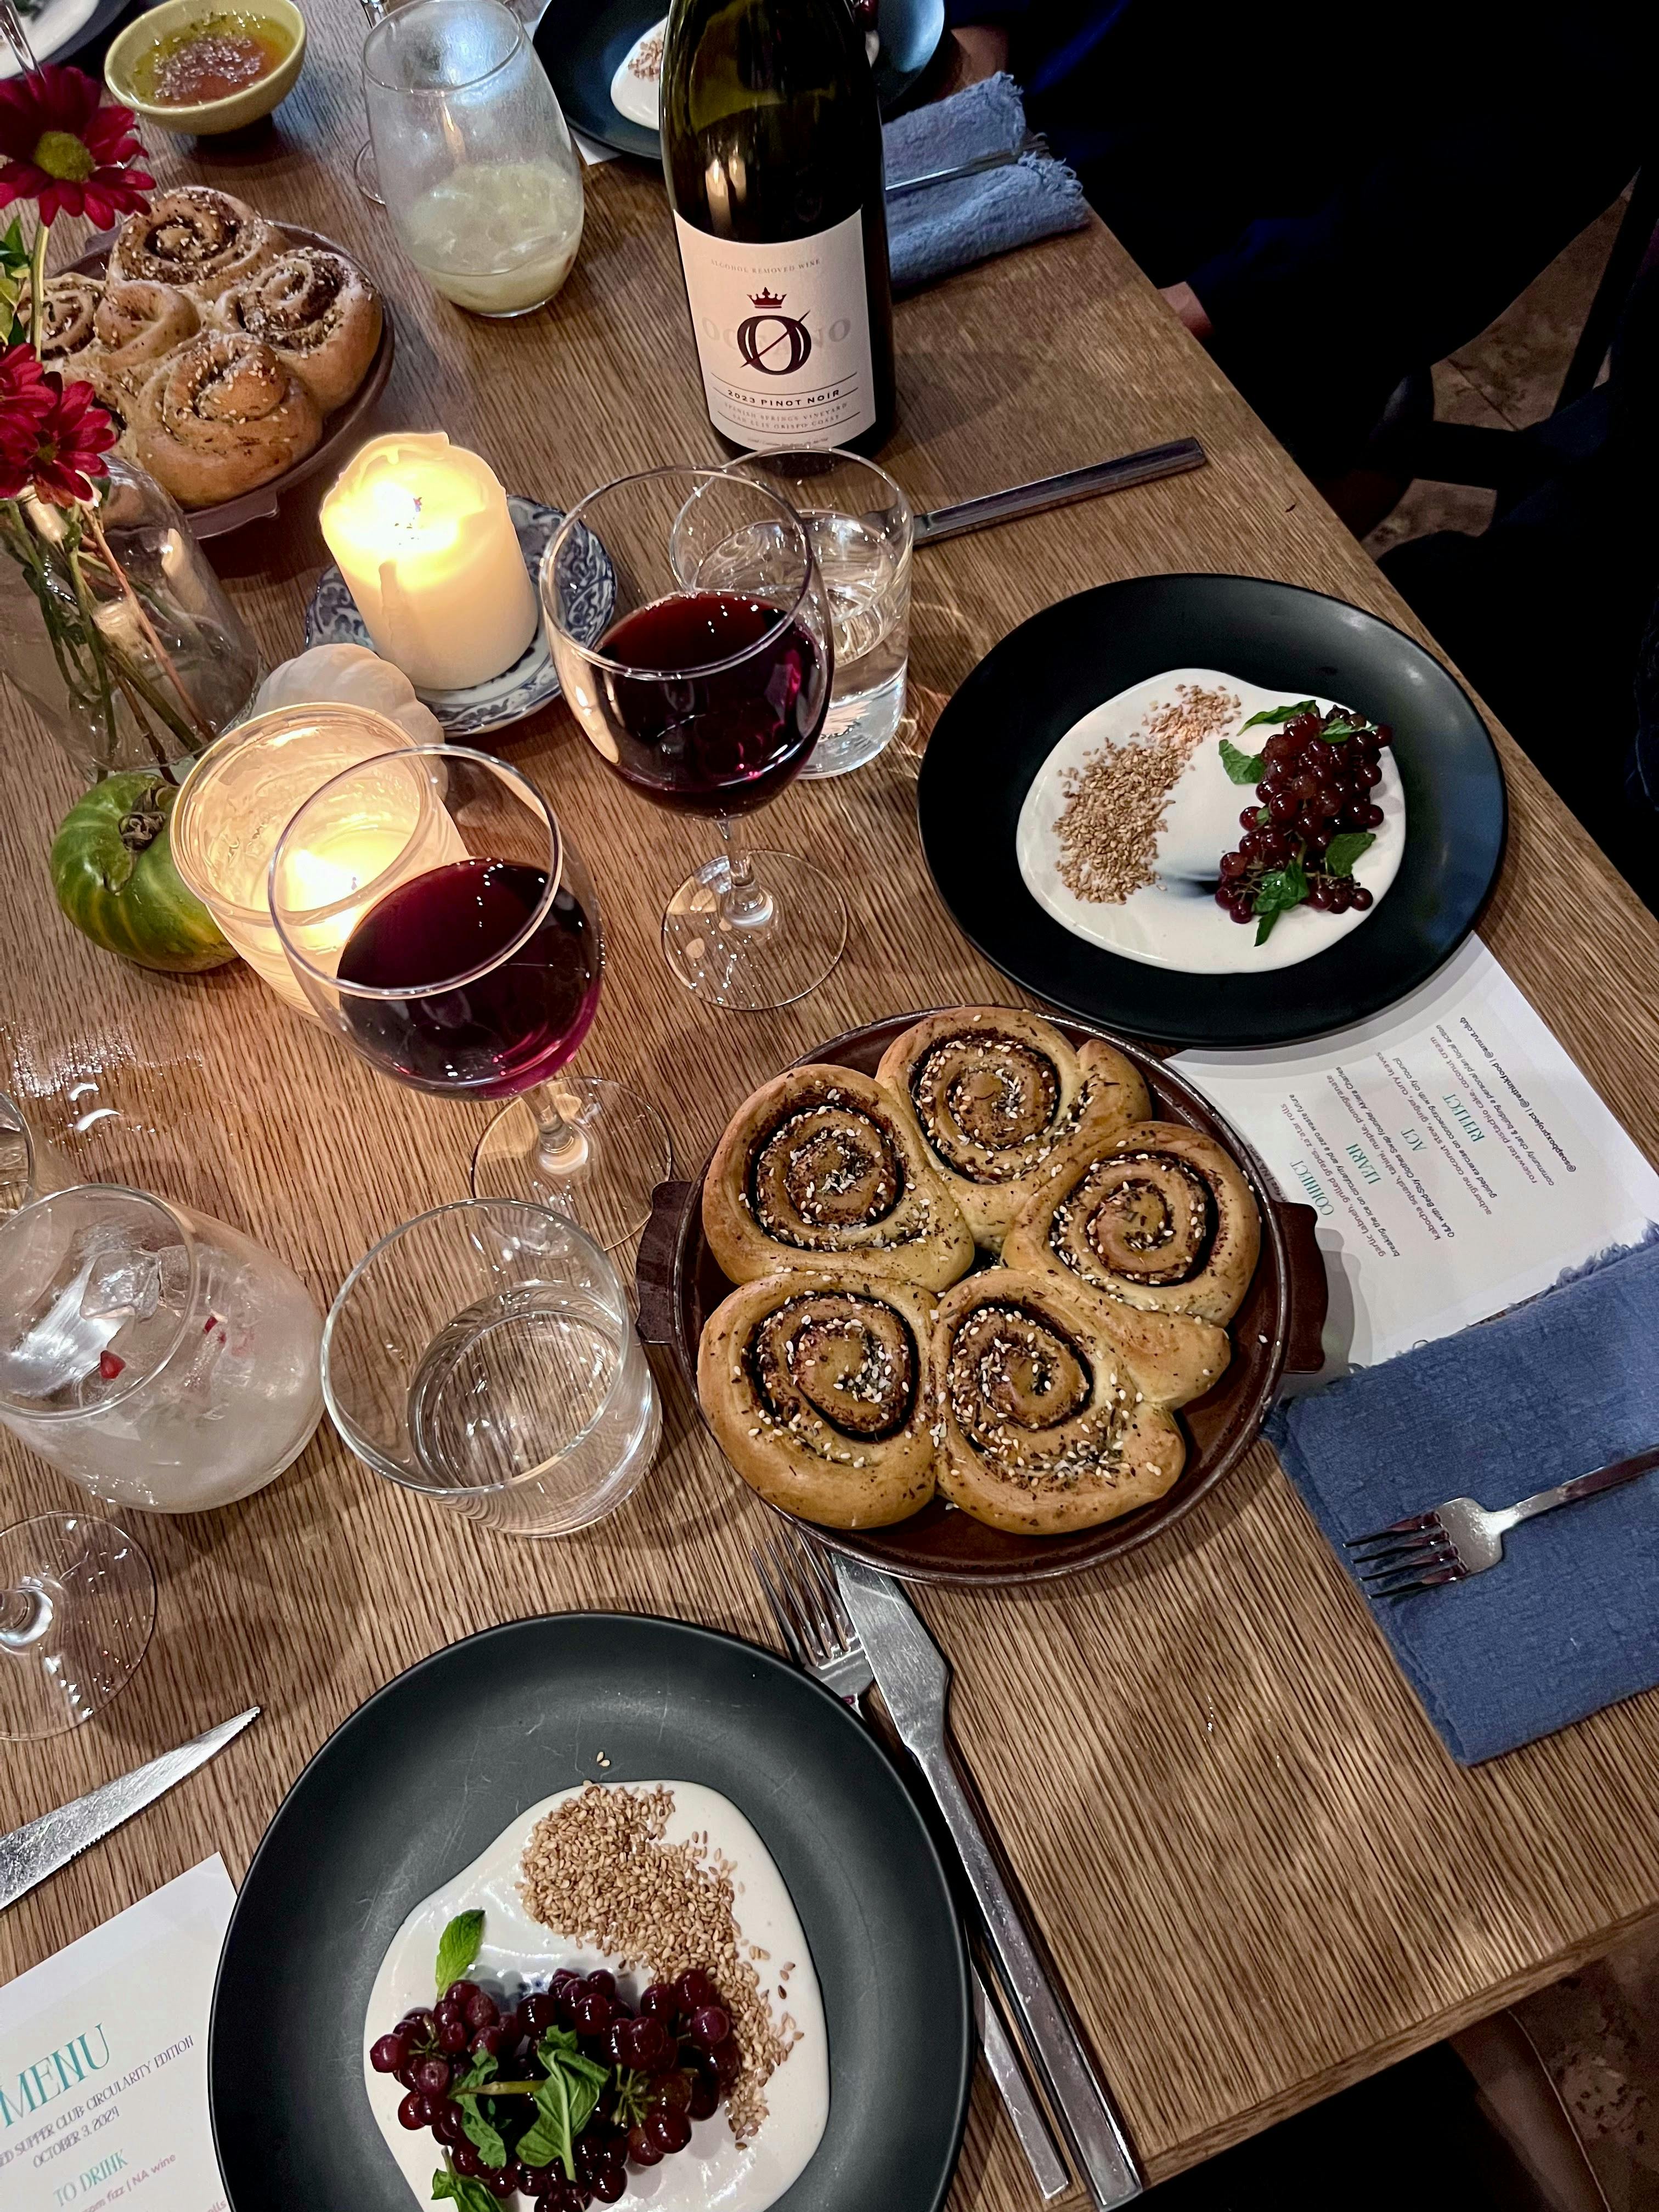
[303,496,614,740]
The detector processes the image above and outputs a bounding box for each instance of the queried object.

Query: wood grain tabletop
[4,25,1659,2198]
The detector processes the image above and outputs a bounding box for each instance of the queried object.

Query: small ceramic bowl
[105,0,306,135]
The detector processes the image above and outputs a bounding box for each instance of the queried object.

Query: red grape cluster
[1214,705,1391,928]
[370,1967,740,2208]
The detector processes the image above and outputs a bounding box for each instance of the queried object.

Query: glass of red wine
[541,465,845,1011]
[268,746,672,1252]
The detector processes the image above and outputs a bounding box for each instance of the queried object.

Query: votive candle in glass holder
[319,433,539,689]
[171,703,466,1011]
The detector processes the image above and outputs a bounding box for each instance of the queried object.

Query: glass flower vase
[0,459,264,781]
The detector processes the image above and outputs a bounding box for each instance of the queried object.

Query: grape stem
[450,2080,545,2097]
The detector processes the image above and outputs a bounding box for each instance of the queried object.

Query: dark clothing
[1380,264,1659,912]
[947,0,1651,469]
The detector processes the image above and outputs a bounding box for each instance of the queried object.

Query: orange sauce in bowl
[132,12,292,105]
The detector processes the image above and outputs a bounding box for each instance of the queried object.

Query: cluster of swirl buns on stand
[32,185,382,508]
[695,1009,1263,1536]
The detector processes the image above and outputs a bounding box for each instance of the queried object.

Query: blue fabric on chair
[1268,1238,1659,1766]
[883,75,1088,294]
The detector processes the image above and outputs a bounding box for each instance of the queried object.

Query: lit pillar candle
[172,704,466,1012]
[319,433,539,690]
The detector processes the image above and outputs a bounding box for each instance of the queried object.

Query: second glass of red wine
[267,746,672,1252]
[541,465,846,1012]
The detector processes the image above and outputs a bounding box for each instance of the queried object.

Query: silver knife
[912,440,1206,546]
[0,1709,259,1912]
[833,1556,1142,2209]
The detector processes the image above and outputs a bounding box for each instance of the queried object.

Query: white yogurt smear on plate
[364,1780,828,2212]
[1015,665,1407,974]
[610,18,667,129]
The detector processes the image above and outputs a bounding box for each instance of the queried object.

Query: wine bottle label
[673,210,877,448]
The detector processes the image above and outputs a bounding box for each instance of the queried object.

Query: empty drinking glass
[324,1200,660,1537]
[714,449,913,778]
[365,0,584,318]
[0,1186,324,1513]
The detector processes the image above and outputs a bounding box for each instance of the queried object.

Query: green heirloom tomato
[50,771,237,974]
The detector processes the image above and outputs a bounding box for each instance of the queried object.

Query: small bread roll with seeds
[703,1064,974,1291]
[875,1007,1150,1248]
[698,1269,939,1528]
[1005,1120,1260,1324]
[932,1269,1185,1535]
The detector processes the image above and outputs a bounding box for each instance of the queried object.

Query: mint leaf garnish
[432,2162,499,2212]
[453,2051,498,2094]
[1239,699,1317,732]
[1219,738,1265,784]
[1318,718,1365,741]
[433,1910,485,1997]
[1254,805,1270,825]
[1252,857,1309,944]
[460,2103,507,2170]
[517,2031,611,2177]
[1323,830,1376,877]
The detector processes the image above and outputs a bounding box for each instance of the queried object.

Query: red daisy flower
[3,371,120,505]
[0,339,53,433]
[0,65,153,228]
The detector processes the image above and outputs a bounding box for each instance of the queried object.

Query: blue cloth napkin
[1268,1238,1659,1766]
[883,75,1088,294]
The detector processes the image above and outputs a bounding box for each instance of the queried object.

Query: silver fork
[1346,1442,1659,1599]
[751,1530,1071,2205]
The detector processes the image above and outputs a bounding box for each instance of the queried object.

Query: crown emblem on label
[748,287,786,310]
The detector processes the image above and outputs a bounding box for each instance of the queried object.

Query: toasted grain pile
[1053,682,1239,904]
[519,1782,799,2145]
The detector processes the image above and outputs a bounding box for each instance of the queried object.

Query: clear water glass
[365,0,584,318]
[715,448,913,777]
[324,1199,660,1538]
[0,1186,324,1513]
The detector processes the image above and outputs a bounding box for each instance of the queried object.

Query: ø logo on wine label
[673,210,877,449]
[736,289,812,376]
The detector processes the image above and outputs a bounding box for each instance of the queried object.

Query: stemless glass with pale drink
[364,0,584,318]
[709,449,914,779]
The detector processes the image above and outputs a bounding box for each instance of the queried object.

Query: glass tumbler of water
[0,1186,325,1512]
[323,1199,660,1538]
[364,0,584,318]
[717,448,913,777]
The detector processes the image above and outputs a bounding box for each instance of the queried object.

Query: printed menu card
[0,1859,234,2212]
[1173,937,1659,1372]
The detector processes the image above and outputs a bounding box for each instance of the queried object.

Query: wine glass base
[663,848,849,1012]
[471,1076,674,1252]
[0,1515,155,1742]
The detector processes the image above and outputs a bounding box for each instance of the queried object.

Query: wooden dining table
[4,19,1659,2200]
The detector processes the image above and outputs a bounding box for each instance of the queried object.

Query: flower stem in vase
[85,507,216,753]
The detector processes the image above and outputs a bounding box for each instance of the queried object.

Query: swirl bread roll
[1005,1120,1261,1325]
[60,357,140,460]
[132,329,321,508]
[698,1271,938,1528]
[704,1065,974,1292]
[92,280,200,390]
[876,1008,1151,1247]
[932,1269,1185,1534]
[27,273,103,368]
[211,247,382,413]
[109,187,280,301]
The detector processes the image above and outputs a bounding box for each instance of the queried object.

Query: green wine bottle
[661,0,896,454]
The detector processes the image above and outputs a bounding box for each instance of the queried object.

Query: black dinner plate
[917,572,1507,1048]
[534,0,946,162]
[210,1614,970,2212]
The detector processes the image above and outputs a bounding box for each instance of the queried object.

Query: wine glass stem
[0,1579,51,1651]
[718,819,776,931]
[528,1079,590,1176]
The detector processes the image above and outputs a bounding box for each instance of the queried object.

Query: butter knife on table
[833,1556,1142,2210]
[0,1708,259,1912]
